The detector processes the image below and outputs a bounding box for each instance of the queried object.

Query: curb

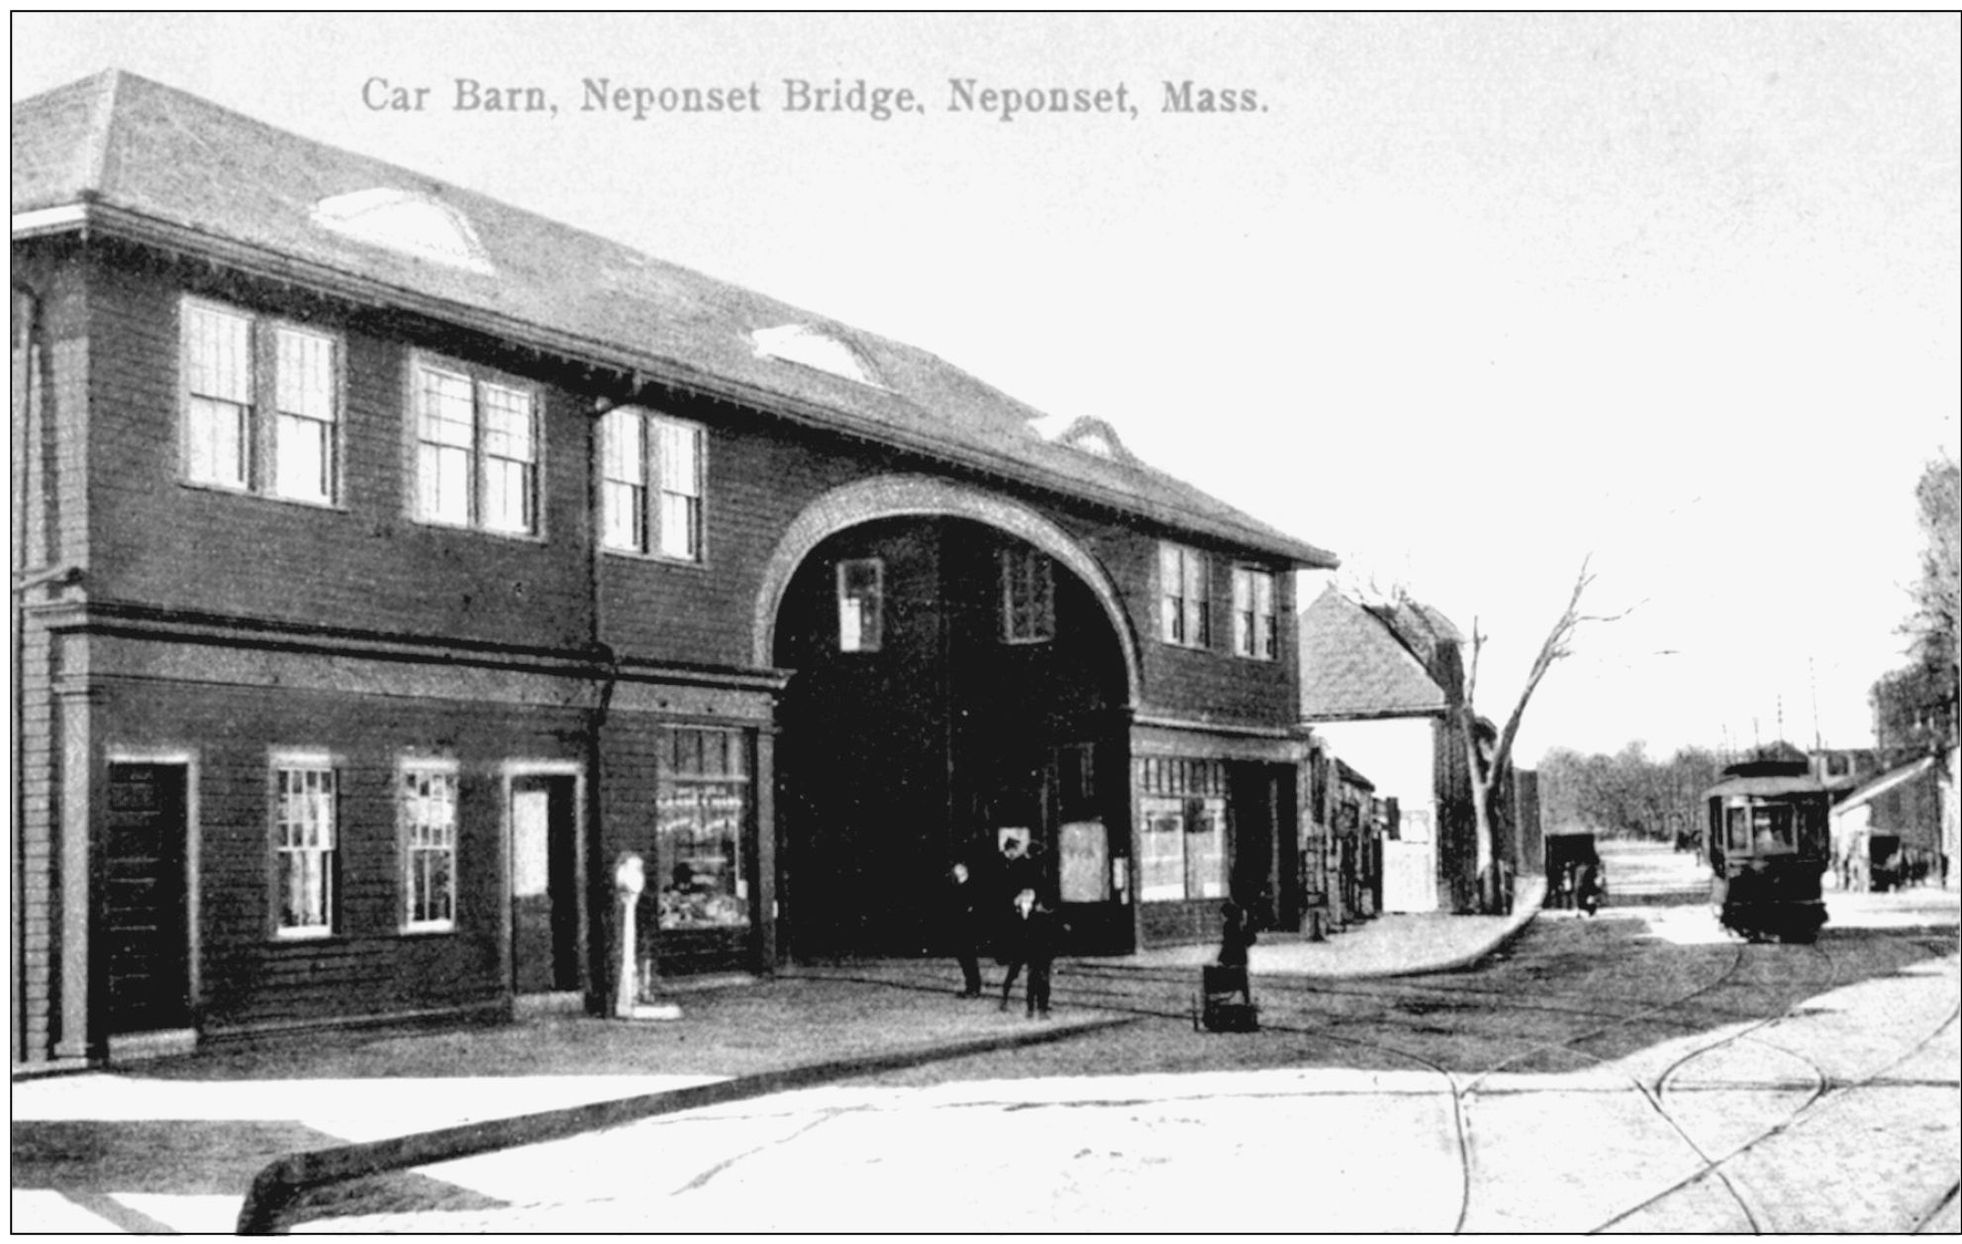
[235,1013,1136,1234]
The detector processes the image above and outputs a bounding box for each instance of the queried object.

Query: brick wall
[83,252,595,655]
[100,665,589,1033]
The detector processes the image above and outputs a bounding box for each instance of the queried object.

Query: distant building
[1298,586,1498,915]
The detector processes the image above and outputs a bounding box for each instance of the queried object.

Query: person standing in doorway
[947,858,985,998]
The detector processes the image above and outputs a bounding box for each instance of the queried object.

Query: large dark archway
[772,514,1131,959]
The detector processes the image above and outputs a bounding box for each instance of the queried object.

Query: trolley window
[1750,805,1794,852]
[1725,805,1750,853]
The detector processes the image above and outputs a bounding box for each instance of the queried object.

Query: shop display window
[1135,758,1229,902]
[656,728,751,930]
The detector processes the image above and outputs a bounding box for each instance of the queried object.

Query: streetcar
[1702,757,1831,943]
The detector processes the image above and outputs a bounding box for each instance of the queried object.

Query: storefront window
[1139,796,1187,901]
[1185,797,1228,899]
[656,728,750,930]
[1135,759,1229,902]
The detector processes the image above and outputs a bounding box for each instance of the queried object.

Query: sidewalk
[11,887,1543,1234]
[1126,878,1547,979]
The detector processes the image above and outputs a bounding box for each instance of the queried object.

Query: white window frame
[400,759,461,933]
[412,354,541,537]
[1232,566,1277,661]
[181,297,342,505]
[1159,543,1211,649]
[837,558,884,653]
[1000,546,1056,644]
[271,752,338,940]
[599,406,705,562]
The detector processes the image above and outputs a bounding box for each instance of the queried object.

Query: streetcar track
[1597,937,1962,1234]
[793,918,1955,1235]
[1913,1179,1962,1235]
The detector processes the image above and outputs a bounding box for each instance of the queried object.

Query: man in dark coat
[947,859,985,997]
[999,882,1060,1018]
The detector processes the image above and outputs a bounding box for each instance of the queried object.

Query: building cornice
[25,596,790,694]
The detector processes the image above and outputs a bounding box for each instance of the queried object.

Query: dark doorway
[102,763,191,1034]
[1230,766,1282,929]
[510,774,580,994]
[774,517,1129,960]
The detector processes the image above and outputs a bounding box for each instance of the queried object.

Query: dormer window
[752,325,880,387]
[312,189,494,275]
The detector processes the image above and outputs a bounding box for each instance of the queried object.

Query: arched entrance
[765,481,1136,960]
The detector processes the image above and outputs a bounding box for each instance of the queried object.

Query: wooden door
[511,776,580,993]
[102,764,191,1034]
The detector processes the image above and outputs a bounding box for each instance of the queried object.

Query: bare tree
[1456,557,1628,912]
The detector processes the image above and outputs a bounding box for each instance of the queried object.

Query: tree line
[1538,741,1732,842]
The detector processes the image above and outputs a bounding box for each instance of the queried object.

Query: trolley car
[1703,758,1831,942]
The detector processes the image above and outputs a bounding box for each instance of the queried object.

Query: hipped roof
[11,71,1337,569]
[1299,587,1451,721]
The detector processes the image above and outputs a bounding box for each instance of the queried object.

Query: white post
[613,852,645,1020]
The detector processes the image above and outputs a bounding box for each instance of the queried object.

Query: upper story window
[182,298,340,505]
[1000,547,1055,644]
[837,558,884,653]
[272,756,337,939]
[1159,543,1211,648]
[600,406,704,561]
[1232,566,1277,660]
[413,357,539,536]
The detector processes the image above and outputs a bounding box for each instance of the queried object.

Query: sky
[14,13,1958,766]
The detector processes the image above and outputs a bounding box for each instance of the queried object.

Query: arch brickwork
[753,475,1142,707]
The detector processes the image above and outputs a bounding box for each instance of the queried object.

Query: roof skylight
[752,324,880,386]
[1032,414,1136,464]
[312,189,493,275]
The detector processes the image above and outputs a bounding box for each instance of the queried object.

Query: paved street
[285,846,1960,1234]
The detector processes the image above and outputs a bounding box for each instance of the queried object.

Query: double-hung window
[1160,543,1211,648]
[600,407,704,560]
[400,761,459,932]
[273,758,337,938]
[1000,547,1055,643]
[182,298,340,504]
[414,358,539,535]
[838,558,884,652]
[1232,566,1277,660]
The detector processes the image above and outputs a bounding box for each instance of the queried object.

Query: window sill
[410,516,547,545]
[270,928,338,944]
[601,547,707,570]
[179,480,348,513]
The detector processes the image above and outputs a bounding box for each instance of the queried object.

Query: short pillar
[612,852,680,1022]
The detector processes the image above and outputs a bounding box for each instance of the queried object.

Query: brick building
[10,72,1337,1065]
